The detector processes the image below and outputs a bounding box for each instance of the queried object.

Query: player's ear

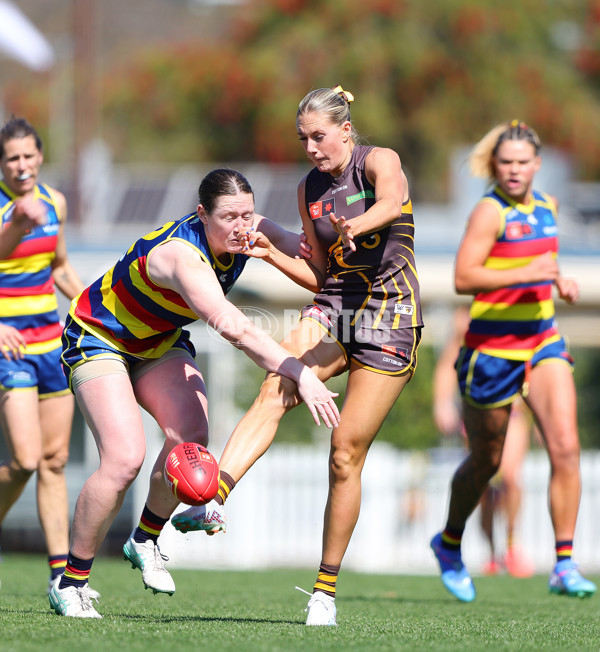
[341,121,352,142]
[197,204,208,225]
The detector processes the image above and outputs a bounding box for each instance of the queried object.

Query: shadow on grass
[111,613,303,625]
[341,592,453,607]
[0,607,305,626]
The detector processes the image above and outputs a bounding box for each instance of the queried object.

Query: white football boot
[170,500,227,534]
[48,578,102,618]
[123,531,175,595]
[305,591,337,626]
[48,574,101,600]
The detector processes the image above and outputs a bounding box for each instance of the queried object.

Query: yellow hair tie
[510,118,529,130]
[332,85,355,103]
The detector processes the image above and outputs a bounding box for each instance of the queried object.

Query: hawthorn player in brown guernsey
[172,86,423,626]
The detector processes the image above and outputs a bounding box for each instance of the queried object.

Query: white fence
[133,431,600,576]
[5,402,600,576]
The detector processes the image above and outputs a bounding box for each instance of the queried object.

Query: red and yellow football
[164,442,219,506]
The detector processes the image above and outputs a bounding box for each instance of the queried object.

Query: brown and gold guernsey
[304,145,423,332]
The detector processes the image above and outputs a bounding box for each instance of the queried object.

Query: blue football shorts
[456,336,574,408]
[0,340,70,398]
[61,315,196,392]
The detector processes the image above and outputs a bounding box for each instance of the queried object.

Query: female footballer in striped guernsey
[430,120,595,601]
[0,117,87,594]
[49,169,339,618]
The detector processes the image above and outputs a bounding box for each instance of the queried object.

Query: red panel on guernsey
[111,276,179,332]
[465,327,558,352]
[474,284,553,305]
[488,236,558,258]
[7,235,58,259]
[73,287,169,356]
[136,258,191,310]
[73,287,93,321]
[21,323,63,343]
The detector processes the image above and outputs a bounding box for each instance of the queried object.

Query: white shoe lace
[56,584,100,617]
[153,545,169,570]
[78,584,100,612]
[137,540,168,571]
[86,585,101,600]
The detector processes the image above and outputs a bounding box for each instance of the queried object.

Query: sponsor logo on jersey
[331,184,348,195]
[346,190,375,206]
[382,356,406,367]
[505,222,523,240]
[309,198,335,219]
[506,221,536,240]
[394,303,414,315]
[381,344,409,360]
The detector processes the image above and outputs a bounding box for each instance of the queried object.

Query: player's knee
[110,463,142,491]
[8,447,41,476]
[329,443,362,482]
[180,431,209,449]
[8,459,36,482]
[549,435,580,471]
[256,374,300,411]
[165,423,209,450]
[40,450,69,475]
[104,449,145,489]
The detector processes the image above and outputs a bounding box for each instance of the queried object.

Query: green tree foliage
[98,0,600,200]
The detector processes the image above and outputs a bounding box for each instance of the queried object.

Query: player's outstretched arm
[148,241,340,428]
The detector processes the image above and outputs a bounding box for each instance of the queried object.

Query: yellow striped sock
[313,563,340,598]
[216,471,236,506]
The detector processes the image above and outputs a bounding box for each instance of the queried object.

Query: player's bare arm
[330,147,406,242]
[455,201,559,294]
[147,241,339,427]
[51,215,85,300]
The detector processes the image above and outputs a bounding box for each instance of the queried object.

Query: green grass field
[1,553,599,651]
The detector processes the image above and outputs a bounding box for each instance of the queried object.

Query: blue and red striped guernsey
[70,213,248,359]
[464,187,560,361]
[0,181,63,351]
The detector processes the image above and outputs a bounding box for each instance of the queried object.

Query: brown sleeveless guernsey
[302,145,423,375]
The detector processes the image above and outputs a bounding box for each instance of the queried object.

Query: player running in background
[0,117,85,593]
[429,120,595,602]
[49,168,339,618]
[433,305,535,578]
[172,86,423,626]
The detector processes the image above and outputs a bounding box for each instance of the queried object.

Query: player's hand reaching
[298,231,312,259]
[329,213,356,252]
[296,366,340,429]
[239,227,273,260]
